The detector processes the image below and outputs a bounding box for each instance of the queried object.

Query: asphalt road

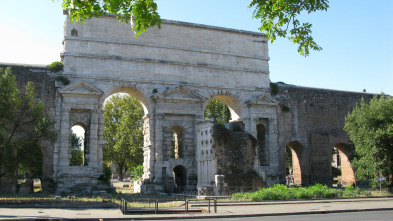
[159,210,393,221]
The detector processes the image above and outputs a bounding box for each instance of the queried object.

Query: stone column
[152,113,164,182]
[97,109,104,171]
[59,106,71,167]
[88,108,99,167]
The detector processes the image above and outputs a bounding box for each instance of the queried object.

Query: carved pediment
[152,86,206,102]
[246,94,277,106]
[59,80,102,96]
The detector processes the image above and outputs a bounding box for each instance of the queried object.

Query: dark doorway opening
[173,165,187,192]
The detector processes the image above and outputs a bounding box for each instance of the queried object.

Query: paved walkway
[0,197,392,220]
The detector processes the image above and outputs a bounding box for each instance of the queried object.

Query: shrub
[47,61,63,73]
[55,76,70,85]
[281,105,290,112]
[343,185,359,197]
[231,184,357,201]
[99,164,112,185]
[270,82,279,95]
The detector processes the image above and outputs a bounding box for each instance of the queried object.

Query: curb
[82,207,393,220]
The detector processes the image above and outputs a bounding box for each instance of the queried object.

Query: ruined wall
[0,64,57,185]
[274,83,376,185]
[213,124,256,175]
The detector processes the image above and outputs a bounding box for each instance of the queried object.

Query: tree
[103,94,144,181]
[0,67,57,183]
[58,0,329,56]
[344,96,393,184]
[204,99,231,124]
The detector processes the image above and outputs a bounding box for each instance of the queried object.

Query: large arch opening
[285,141,307,186]
[204,95,241,122]
[106,87,150,117]
[102,92,145,182]
[70,124,86,166]
[173,165,187,193]
[331,143,355,186]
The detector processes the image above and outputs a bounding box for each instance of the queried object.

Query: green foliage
[59,0,161,37]
[342,185,359,197]
[103,94,144,181]
[281,105,290,112]
[58,1,328,56]
[204,99,231,124]
[17,143,43,179]
[270,82,278,95]
[99,164,112,184]
[0,67,57,181]
[131,165,143,181]
[70,133,84,166]
[250,0,328,56]
[47,61,63,73]
[344,96,393,183]
[232,184,364,201]
[55,76,70,85]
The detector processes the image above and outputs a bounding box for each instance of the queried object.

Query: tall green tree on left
[0,67,57,187]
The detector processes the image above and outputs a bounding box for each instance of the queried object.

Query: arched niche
[70,124,86,166]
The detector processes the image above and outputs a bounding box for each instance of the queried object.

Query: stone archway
[286,141,308,186]
[101,89,152,181]
[55,14,274,193]
[333,143,355,186]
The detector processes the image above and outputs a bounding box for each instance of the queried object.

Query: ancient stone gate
[55,14,279,192]
[3,13,377,193]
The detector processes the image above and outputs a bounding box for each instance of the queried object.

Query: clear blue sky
[1,0,392,95]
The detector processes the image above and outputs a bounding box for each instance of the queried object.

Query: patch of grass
[231,184,387,201]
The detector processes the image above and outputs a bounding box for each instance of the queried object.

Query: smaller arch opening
[70,124,86,166]
[256,124,268,166]
[171,126,184,159]
[173,165,187,193]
